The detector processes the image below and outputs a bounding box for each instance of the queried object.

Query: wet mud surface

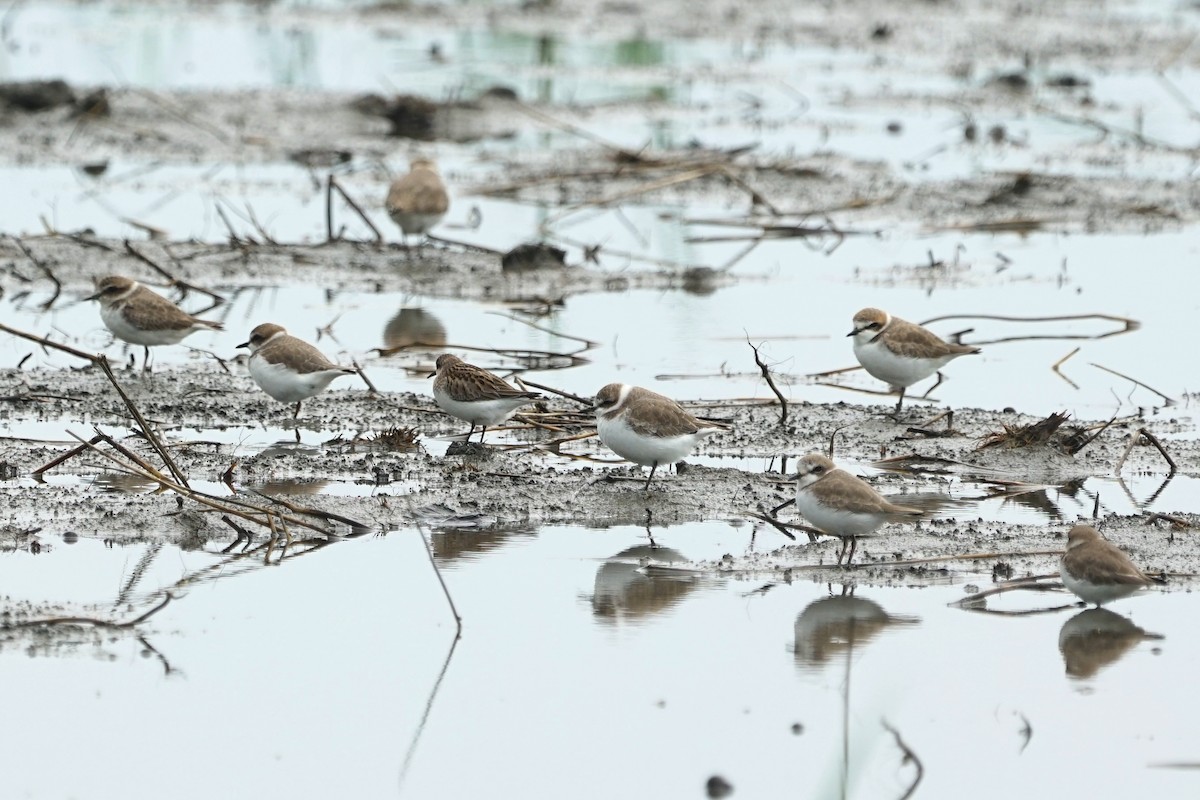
[2,354,1197,585]
[3,0,1200,590]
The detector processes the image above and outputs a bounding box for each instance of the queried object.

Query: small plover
[590,383,726,491]
[1060,524,1156,607]
[237,323,356,419]
[848,307,980,414]
[385,158,449,248]
[430,354,540,442]
[791,452,921,565]
[87,275,223,370]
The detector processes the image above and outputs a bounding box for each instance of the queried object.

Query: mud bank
[2,359,1196,586]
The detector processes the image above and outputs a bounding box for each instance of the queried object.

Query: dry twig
[326,174,384,244]
[1116,428,1177,475]
[747,338,787,425]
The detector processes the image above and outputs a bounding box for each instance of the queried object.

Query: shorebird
[238,323,356,419]
[430,354,540,442]
[385,158,449,250]
[590,383,726,491]
[1059,524,1156,606]
[848,307,980,415]
[791,452,922,565]
[88,275,222,370]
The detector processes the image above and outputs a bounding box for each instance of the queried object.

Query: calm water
[0,524,1192,799]
[1,228,1197,420]
[3,3,1200,798]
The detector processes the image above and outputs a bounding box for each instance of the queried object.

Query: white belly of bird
[596,416,713,467]
[249,357,346,403]
[794,488,887,537]
[1059,562,1142,605]
[434,388,529,427]
[101,305,196,347]
[853,339,949,390]
[390,211,445,236]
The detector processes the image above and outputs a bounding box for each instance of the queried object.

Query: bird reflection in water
[92,472,159,494]
[253,478,331,496]
[793,589,920,667]
[383,307,448,351]
[1058,607,1163,680]
[590,544,697,624]
[793,588,923,800]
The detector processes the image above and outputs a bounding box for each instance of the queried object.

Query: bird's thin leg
[478,425,487,443]
[643,462,659,492]
[846,537,859,566]
[771,497,796,516]
[893,387,906,417]
[293,401,302,420]
[921,371,946,399]
[836,538,848,566]
[142,346,152,373]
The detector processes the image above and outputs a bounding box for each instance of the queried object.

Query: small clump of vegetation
[976,411,1100,455]
[367,426,421,451]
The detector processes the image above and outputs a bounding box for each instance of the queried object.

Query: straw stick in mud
[1116,427,1178,475]
[0,321,188,486]
[747,338,788,425]
[325,174,384,244]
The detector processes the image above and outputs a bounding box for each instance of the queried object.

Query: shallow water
[3,2,1200,798]
[1,522,1194,799]
[2,4,1199,422]
[1,227,1197,421]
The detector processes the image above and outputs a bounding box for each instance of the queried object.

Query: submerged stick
[0,592,174,632]
[1051,346,1081,389]
[918,312,1139,346]
[951,574,1063,606]
[1091,363,1176,406]
[881,720,924,800]
[398,610,461,792]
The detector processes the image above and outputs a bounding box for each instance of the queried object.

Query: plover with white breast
[87,275,223,370]
[237,323,356,419]
[590,383,727,491]
[791,452,922,565]
[848,307,980,415]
